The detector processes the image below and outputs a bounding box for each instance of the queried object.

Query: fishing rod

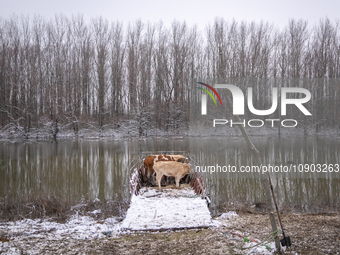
[218,82,291,250]
[215,46,290,250]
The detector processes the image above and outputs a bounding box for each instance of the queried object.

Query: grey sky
[0,0,338,29]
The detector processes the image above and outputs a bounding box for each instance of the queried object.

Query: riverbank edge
[0,126,339,143]
[1,211,339,254]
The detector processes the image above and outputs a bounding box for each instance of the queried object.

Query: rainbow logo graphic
[196,82,222,106]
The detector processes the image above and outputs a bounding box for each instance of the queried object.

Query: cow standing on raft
[143,155,176,177]
[153,161,191,189]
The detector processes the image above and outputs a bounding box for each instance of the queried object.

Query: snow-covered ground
[1,214,119,240]
[0,214,120,254]
[0,187,280,254]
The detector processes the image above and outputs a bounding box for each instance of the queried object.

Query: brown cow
[153,161,191,189]
[143,154,175,177]
[169,155,186,163]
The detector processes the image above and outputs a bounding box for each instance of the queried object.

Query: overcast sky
[0,0,338,30]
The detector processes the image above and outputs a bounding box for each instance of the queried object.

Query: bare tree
[92,17,110,130]
[0,16,339,137]
[110,21,125,125]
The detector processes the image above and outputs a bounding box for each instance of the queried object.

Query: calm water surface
[0,137,339,214]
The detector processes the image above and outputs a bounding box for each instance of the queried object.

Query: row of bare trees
[0,15,339,137]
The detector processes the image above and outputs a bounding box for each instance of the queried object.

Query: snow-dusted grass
[0,199,286,255]
[2,214,119,240]
[0,214,119,254]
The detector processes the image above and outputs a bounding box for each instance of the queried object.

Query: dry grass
[0,192,129,223]
[223,199,340,215]
[0,192,69,223]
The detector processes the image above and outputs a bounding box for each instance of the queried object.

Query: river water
[1,137,339,214]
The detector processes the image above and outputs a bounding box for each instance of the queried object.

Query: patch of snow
[218,211,238,220]
[212,211,239,227]
[245,240,286,254]
[0,215,121,254]
[2,215,120,241]
[89,209,102,215]
[246,242,272,254]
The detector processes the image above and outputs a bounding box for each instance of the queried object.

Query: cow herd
[143,154,190,189]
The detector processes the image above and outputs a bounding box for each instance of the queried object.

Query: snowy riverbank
[1,204,339,254]
[0,211,279,255]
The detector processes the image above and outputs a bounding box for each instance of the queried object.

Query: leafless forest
[0,15,339,139]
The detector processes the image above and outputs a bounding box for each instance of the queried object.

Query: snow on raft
[121,186,213,231]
